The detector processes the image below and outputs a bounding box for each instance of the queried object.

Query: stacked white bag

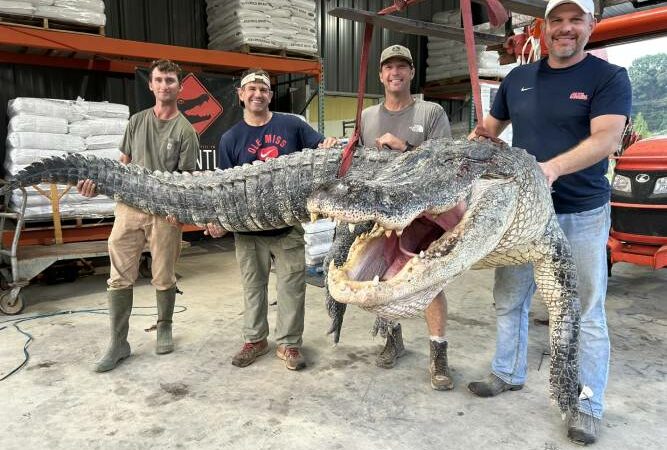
[302,220,336,272]
[4,97,129,220]
[426,10,516,82]
[0,0,106,27]
[206,0,319,56]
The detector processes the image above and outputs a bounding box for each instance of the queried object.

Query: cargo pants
[234,226,306,348]
[107,202,182,291]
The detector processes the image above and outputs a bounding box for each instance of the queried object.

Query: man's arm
[539,114,626,186]
[467,114,510,140]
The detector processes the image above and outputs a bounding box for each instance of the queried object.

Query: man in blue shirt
[468,0,631,444]
[210,69,336,371]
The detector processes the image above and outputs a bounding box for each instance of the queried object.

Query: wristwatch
[404,141,416,152]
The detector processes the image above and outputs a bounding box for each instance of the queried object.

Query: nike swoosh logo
[521,87,534,92]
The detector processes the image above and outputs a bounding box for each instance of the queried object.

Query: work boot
[276,344,307,371]
[567,411,601,445]
[467,373,523,397]
[94,288,133,373]
[231,339,269,367]
[155,286,176,355]
[429,340,454,390]
[376,323,405,368]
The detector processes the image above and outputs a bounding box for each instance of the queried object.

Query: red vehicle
[608,136,667,273]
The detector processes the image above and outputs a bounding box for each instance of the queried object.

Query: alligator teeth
[310,212,318,223]
[348,223,355,233]
[396,229,403,237]
[385,230,392,238]
[335,219,341,226]
[372,275,380,286]
[432,214,439,220]
[419,250,425,258]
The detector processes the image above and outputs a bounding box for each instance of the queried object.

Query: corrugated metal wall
[321,0,459,95]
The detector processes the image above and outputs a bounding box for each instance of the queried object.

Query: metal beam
[328,8,505,45]
[0,24,322,78]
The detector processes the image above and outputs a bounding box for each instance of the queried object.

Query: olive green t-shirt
[121,108,199,172]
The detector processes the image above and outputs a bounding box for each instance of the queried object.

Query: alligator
[0,138,580,414]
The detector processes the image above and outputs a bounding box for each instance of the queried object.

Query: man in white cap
[360,44,455,391]
[468,0,631,444]
[210,68,337,371]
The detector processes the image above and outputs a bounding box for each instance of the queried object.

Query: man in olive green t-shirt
[78,59,199,372]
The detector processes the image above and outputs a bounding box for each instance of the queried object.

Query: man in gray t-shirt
[360,45,454,391]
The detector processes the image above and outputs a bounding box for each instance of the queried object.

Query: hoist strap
[337,23,374,178]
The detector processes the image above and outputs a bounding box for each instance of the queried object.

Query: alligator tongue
[381,202,466,280]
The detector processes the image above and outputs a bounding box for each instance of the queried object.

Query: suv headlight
[611,174,632,193]
[654,176,667,194]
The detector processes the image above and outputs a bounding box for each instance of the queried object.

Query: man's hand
[539,161,561,187]
[375,133,408,152]
[319,137,338,149]
[165,215,183,229]
[204,223,228,238]
[467,124,503,143]
[76,179,98,198]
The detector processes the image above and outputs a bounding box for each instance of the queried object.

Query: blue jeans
[491,203,610,419]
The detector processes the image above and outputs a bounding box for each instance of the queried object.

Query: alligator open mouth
[321,201,467,313]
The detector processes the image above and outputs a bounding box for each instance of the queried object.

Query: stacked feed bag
[426,10,516,82]
[206,0,318,56]
[4,97,129,220]
[302,219,336,272]
[0,1,36,15]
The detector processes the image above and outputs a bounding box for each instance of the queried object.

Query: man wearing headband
[213,68,337,371]
[359,44,455,392]
[468,0,631,444]
[78,59,199,372]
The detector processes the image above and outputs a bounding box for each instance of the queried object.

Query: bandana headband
[240,73,271,88]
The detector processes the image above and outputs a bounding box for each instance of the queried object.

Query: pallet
[235,43,318,60]
[0,12,105,36]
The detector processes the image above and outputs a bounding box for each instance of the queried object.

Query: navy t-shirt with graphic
[490,55,631,213]
[218,112,324,169]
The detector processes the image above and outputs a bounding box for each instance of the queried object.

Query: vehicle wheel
[139,255,152,279]
[0,288,25,315]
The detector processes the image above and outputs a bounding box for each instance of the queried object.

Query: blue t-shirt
[218,112,324,169]
[491,55,631,213]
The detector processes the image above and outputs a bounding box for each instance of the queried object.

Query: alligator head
[308,138,546,318]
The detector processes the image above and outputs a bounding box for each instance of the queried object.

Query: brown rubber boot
[376,323,405,368]
[430,340,454,390]
[231,339,269,367]
[94,288,133,373]
[155,286,176,355]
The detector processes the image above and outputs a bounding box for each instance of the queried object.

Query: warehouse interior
[0,0,666,449]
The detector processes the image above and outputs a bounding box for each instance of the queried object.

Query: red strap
[484,0,509,27]
[338,23,374,177]
[461,0,484,127]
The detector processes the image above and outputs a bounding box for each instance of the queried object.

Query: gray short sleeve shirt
[359,98,451,147]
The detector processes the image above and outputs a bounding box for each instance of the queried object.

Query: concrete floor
[0,238,665,449]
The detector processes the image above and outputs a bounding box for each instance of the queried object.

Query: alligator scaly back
[0,148,398,230]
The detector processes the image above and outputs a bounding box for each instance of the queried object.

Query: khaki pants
[107,203,182,291]
[234,226,306,347]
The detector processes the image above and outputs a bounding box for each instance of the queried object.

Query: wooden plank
[328,8,505,46]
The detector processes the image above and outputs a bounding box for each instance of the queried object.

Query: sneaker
[276,344,306,371]
[467,373,523,397]
[430,340,454,391]
[376,323,406,369]
[567,411,600,445]
[231,339,269,367]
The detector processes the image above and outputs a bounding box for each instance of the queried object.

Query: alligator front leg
[533,217,581,416]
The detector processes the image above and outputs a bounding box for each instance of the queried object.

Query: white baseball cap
[240,72,271,88]
[544,0,594,18]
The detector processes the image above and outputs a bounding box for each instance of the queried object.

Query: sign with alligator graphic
[135,69,243,171]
